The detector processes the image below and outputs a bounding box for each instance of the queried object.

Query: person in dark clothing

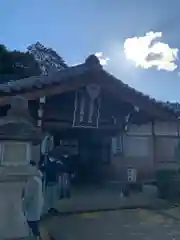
[59,154,71,199]
[43,157,63,214]
[47,148,77,199]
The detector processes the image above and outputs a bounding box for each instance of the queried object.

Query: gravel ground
[44,209,180,240]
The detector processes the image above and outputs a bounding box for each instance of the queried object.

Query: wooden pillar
[54,134,60,147]
[38,96,47,165]
[116,135,121,155]
[102,137,111,164]
[152,120,156,168]
[118,132,124,156]
[177,120,180,137]
[37,96,46,129]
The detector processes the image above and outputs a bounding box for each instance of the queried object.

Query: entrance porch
[49,128,117,184]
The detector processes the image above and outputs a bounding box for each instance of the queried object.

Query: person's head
[30,160,36,167]
[49,157,56,162]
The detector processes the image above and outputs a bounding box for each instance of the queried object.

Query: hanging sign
[73,85,101,128]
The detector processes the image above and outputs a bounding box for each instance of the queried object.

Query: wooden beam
[44,121,120,135]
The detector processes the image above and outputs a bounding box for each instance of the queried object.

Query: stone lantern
[0,96,42,240]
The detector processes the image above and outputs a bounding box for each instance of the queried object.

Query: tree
[27,42,68,75]
[0,44,10,75]
[0,42,68,83]
[0,45,41,83]
[10,50,41,78]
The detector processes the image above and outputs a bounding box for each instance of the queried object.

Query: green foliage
[0,45,41,83]
[0,44,8,54]
[156,169,180,199]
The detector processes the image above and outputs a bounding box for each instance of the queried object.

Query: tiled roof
[99,70,177,118]
[0,64,91,93]
[0,54,177,119]
[0,55,102,94]
[165,102,180,112]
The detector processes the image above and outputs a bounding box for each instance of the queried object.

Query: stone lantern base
[0,165,38,240]
[0,182,29,239]
[0,96,43,240]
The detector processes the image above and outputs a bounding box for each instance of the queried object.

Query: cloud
[95,52,110,66]
[124,31,178,71]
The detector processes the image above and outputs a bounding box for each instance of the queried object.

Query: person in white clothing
[23,160,44,238]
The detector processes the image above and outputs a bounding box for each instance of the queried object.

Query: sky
[1,0,180,102]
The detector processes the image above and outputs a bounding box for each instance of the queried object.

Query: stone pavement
[44,209,180,240]
[159,205,180,221]
[54,184,169,214]
[41,184,180,239]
